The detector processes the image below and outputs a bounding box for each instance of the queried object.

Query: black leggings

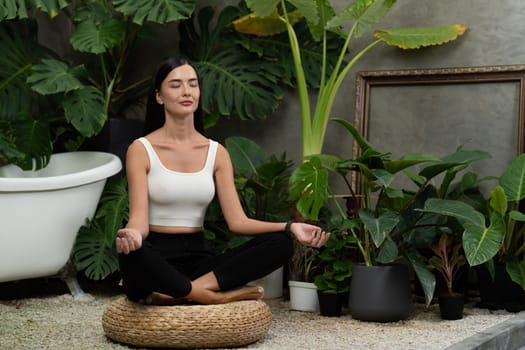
[118,231,294,301]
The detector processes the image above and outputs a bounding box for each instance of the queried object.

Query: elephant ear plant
[420,153,525,290]
[291,119,491,306]
[0,0,196,170]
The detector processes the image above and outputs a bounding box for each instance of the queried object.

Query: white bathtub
[0,152,122,299]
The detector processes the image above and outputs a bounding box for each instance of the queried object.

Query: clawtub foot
[58,259,94,302]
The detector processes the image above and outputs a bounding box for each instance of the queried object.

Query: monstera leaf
[74,177,129,280]
[61,86,106,137]
[179,6,284,122]
[27,59,86,95]
[113,0,195,25]
[71,18,126,54]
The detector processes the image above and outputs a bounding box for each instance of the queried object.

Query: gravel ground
[0,290,518,350]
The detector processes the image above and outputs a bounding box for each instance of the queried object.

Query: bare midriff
[149,225,203,234]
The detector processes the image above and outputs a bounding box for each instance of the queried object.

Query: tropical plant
[204,136,295,252]
[427,232,466,296]
[420,153,525,290]
[234,0,468,160]
[178,5,292,128]
[314,217,356,293]
[0,0,196,170]
[73,176,129,280]
[291,118,491,305]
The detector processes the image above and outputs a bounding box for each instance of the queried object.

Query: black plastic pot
[317,291,345,317]
[476,264,525,312]
[348,264,413,322]
[438,293,464,320]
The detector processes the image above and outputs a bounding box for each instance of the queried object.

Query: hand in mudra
[290,222,330,248]
[116,228,143,254]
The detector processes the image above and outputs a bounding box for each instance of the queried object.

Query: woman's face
[156,64,200,117]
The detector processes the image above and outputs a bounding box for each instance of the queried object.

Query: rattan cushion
[102,296,272,348]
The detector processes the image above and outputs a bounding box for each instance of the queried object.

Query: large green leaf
[418,198,504,266]
[462,211,505,266]
[359,208,399,248]
[405,248,436,306]
[70,18,125,54]
[33,0,69,18]
[27,59,86,95]
[374,24,468,49]
[506,258,525,290]
[113,0,195,25]
[179,6,284,121]
[0,0,29,19]
[420,198,485,228]
[10,118,52,170]
[74,177,128,280]
[61,86,105,137]
[226,136,267,174]
[244,0,280,18]
[74,219,119,280]
[289,157,328,221]
[499,154,525,202]
[328,0,395,38]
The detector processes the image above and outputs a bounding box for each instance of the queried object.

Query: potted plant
[427,232,467,320]
[421,153,525,311]
[232,1,467,310]
[234,0,468,160]
[314,217,355,316]
[291,119,491,321]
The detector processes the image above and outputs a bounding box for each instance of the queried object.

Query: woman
[116,57,329,305]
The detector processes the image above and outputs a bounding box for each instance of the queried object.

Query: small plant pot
[317,291,345,317]
[438,293,464,320]
[288,281,319,312]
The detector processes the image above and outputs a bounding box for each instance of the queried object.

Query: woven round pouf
[102,296,272,348]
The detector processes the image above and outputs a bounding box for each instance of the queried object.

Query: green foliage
[314,217,357,293]
[427,232,466,295]
[178,6,285,124]
[240,0,467,159]
[0,0,197,170]
[421,154,525,289]
[291,119,491,305]
[73,176,129,280]
[205,136,294,252]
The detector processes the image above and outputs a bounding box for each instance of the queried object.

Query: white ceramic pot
[288,280,320,312]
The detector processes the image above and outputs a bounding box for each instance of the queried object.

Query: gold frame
[352,65,525,191]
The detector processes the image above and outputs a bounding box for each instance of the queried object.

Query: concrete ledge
[446,312,525,350]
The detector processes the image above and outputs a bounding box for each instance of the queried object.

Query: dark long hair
[143,57,205,136]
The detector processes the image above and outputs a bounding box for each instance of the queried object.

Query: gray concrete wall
[207,0,525,183]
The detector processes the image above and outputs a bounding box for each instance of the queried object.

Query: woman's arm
[116,141,150,254]
[214,144,329,248]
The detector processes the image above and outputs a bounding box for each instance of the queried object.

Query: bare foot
[214,285,265,304]
[140,292,186,306]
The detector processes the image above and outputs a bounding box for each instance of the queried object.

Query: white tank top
[137,137,217,227]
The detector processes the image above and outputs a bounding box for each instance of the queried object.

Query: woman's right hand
[116,228,143,254]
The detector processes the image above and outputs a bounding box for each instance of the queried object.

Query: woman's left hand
[290,222,330,248]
